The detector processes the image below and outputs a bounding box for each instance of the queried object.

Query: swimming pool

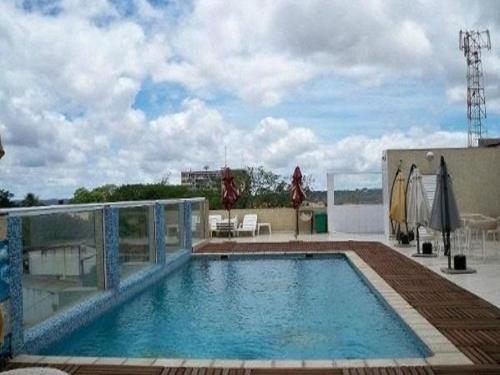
[41,254,430,359]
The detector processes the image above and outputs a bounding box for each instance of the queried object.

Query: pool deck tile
[66,356,99,364]
[183,359,214,367]
[303,360,335,368]
[394,357,428,366]
[94,357,127,365]
[212,359,244,368]
[272,360,304,368]
[38,356,71,364]
[152,358,185,367]
[364,358,397,367]
[426,352,474,366]
[12,355,45,363]
[242,360,273,368]
[123,357,156,366]
[333,359,366,368]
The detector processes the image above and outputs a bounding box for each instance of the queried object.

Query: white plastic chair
[486,217,500,241]
[236,214,258,237]
[208,214,222,237]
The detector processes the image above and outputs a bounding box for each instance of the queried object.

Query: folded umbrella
[429,156,461,268]
[390,169,406,240]
[406,166,431,253]
[291,166,306,237]
[222,167,240,237]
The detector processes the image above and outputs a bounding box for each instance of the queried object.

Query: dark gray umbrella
[429,156,461,269]
[0,135,4,159]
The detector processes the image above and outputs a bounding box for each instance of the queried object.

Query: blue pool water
[42,255,429,359]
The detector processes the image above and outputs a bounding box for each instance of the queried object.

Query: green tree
[21,193,41,207]
[0,189,15,208]
[68,166,314,209]
[70,185,117,203]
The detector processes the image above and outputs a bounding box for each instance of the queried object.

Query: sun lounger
[215,217,238,237]
[236,214,258,237]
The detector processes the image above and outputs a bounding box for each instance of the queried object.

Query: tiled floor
[212,231,500,308]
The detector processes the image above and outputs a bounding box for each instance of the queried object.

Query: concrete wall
[329,205,384,233]
[383,147,500,237]
[209,207,326,233]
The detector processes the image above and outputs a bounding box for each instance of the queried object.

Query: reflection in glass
[21,211,104,327]
[118,206,154,280]
[164,203,182,255]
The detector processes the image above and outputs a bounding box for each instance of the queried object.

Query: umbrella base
[412,253,438,258]
[393,243,413,248]
[440,267,477,274]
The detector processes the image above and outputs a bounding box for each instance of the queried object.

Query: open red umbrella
[291,166,306,237]
[222,167,240,237]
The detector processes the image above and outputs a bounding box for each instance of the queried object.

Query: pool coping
[12,250,473,369]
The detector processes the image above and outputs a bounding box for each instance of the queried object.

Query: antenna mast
[459,29,491,147]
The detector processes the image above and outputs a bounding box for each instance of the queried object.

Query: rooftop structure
[181,168,246,190]
[459,29,492,147]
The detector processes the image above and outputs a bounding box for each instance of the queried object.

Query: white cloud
[0,0,493,199]
[163,0,500,106]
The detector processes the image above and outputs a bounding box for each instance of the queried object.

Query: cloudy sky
[1,0,499,198]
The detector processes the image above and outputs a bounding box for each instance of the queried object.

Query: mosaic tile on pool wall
[155,203,166,264]
[0,240,10,302]
[104,207,119,290]
[7,216,23,355]
[0,300,12,357]
[23,250,190,354]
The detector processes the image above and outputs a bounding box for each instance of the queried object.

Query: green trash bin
[314,213,327,233]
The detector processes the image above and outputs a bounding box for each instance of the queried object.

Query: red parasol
[291,166,306,237]
[222,167,240,236]
[291,166,305,209]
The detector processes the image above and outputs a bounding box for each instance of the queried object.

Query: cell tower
[459,30,491,147]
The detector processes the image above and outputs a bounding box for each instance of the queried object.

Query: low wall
[209,207,326,233]
[328,204,384,233]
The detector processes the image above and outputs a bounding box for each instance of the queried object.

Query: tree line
[0,190,41,208]
[0,167,315,209]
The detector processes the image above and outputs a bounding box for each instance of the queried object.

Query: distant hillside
[307,190,327,203]
[334,188,382,205]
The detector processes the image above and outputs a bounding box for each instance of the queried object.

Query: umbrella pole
[446,231,451,269]
[295,208,299,239]
[416,224,420,254]
[228,209,231,238]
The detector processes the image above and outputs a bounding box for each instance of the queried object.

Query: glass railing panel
[118,206,154,280]
[21,210,104,327]
[191,201,202,244]
[164,203,182,255]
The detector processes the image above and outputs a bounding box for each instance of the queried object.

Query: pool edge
[18,249,473,368]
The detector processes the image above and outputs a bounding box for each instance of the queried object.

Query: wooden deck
[4,363,500,374]
[5,241,500,374]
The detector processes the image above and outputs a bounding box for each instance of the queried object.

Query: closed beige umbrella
[390,170,406,226]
